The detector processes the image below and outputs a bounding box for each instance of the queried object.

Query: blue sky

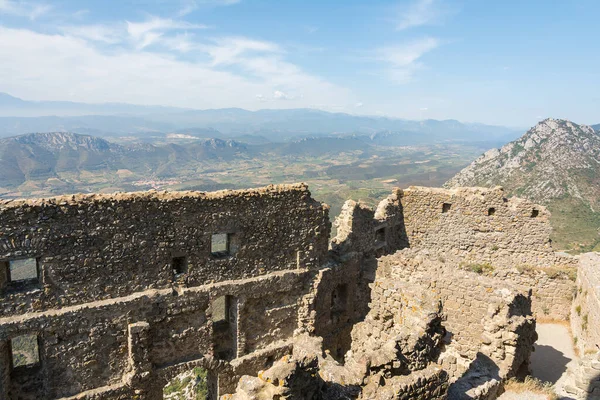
[0,0,598,126]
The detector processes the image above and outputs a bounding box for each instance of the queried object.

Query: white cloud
[126,17,207,49]
[376,37,439,84]
[0,26,355,111]
[0,0,51,20]
[61,16,208,50]
[377,37,439,67]
[396,0,445,30]
[205,37,281,66]
[355,102,364,108]
[419,107,428,110]
[60,24,124,44]
[273,90,294,100]
[161,33,196,53]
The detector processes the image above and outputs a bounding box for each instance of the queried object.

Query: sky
[0,0,598,127]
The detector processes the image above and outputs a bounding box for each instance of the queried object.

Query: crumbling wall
[0,271,311,399]
[308,190,409,360]
[0,184,329,317]
[400,186,575,268]
[563,253,600,399]
[397,186,576,320]
[377,249,536,382]
[0,185,329,400]
[571,252,600,354]
[0,183,571,400]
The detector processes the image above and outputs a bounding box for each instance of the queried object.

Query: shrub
[463,263,494,275]
[575,305,582,316]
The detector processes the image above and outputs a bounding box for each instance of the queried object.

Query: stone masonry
[0,183,595,399]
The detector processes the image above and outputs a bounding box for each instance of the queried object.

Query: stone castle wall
[378,249,537,380]
[400,186,575,268]
[401,186,576,320]
[0,183,583,400]
[571,253,600,354]
[564,253,600,398]
[0,184,329,317]
[0,184,329,399]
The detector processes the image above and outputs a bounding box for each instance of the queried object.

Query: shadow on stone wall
[448,353,501,399]
[319,256,378,363]
[587,372,600,399]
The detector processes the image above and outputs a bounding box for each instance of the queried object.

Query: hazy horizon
[0,0,598,127]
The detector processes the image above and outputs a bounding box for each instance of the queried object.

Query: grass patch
[503,376,558,400]
[516,264,577,281]
[461,262,494,275]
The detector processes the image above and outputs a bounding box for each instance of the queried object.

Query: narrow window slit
[172,256,187,277]
[375,227,386,244]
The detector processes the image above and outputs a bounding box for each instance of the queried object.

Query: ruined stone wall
[0,184,329,317]
[563,253,600,399]
[0,270,310,399]
[571,252,600,354]
[0,183,570,400]
[378,249,536,379]
[398,186,576,320]
[0,184,329,400]
[308,190,409,360]
[400,186,575,268]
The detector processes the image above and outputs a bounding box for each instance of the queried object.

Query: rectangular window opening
[212,295,231,328]
[531,209,539,218]
[211,233,231,257]
[442,203,452,213]
[488,207,496,216]
[7,258,39,284]
[331,284,348,313]
[172,256,187,277]
[10,334,40,370]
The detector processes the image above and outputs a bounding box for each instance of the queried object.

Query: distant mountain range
[0,131,386,188]
[0,92,520,145]
[446,119,600,252]
[0,132,246,187]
